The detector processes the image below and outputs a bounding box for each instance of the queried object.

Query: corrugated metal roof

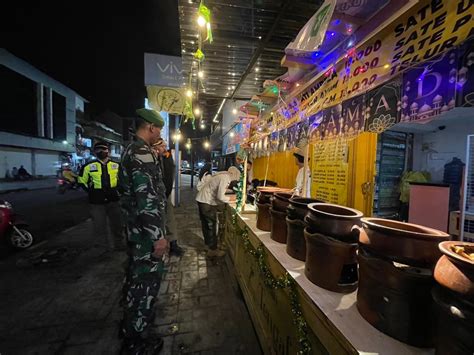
[178,0,323,125]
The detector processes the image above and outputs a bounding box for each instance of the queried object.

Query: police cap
[94,141,109,150]
[136,108,165,128]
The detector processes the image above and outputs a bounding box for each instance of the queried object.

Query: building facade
[0,49,86,177]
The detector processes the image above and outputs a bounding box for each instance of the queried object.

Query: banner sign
[400,49,457,123]
[342,94,366,137]
[287,124,299,149]
[456,37,474,107]
[366,78,401,132]
[146,86,189,115]
[285,0,336,57]
[294,0,473,122]
[309,111,324,141]
[270,131,280,152]
[144,53,185,87]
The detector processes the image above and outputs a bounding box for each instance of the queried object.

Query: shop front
[222,0,474,354]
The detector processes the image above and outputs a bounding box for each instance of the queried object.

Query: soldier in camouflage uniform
[119,108,169,355]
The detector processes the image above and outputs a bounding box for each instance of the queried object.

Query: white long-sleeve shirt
[295,167,311,198]
[196,172,232,205]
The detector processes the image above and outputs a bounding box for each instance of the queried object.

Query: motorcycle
[57,178,78,194]
[0,200,34,249]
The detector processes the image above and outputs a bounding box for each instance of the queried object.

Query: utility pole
[174,115,180,207]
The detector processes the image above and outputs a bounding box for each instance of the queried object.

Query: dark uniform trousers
[90,201,123,249]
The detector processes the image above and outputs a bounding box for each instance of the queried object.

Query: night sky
[2,0,181,117]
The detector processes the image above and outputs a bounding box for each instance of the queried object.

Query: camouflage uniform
[119,137,167,340]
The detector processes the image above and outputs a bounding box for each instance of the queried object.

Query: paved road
[0,187,89,258]
[0,174,196,258]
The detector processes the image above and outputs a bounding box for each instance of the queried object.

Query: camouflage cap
[136,108,165,128]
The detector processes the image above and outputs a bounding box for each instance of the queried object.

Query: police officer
[78,141,123,250]
[119,108,169,354]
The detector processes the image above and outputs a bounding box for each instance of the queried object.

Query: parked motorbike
[0,200,34,249]
[57,178,78,194]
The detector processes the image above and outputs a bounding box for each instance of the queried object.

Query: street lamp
[197,15,206,27]
[172,132,182,142]
[203,141,210,149]
[194,107,201,115]
[200,122,206,130]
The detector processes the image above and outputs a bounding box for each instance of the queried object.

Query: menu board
[311,139,349,205]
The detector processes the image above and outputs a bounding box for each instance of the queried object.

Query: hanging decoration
[198,1,213,43]
[231,214,312,355]
[194,48,205,62]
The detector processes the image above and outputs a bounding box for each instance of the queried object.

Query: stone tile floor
[0,188,261,355]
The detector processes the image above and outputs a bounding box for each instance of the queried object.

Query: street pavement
[0,188,90,259]
[0,187,261,354]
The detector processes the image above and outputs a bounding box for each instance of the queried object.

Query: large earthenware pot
[271,192,293,213]
[434,241,474,300]
[304,226,358,293]
[306,203,363,242]
[256,187,291,204]
[286,217,306,261]
[287,197,322,221]
[256,202,271,231]
[432,285,474,355]
[358,218,450,267]
[270,207,288,243]
[357,247,435,347]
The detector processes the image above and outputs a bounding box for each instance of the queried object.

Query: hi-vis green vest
[78,160,120,204]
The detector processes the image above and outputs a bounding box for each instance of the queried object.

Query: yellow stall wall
[253,151,299,189]
[252,133,377,216]
[347,133,378,217]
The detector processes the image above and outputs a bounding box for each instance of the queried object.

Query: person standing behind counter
[293,146,311,198]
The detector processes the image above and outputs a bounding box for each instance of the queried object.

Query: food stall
[222,0,474,354]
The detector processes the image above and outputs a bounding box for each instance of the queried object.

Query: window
[0,65,37,136]
[52,91,66,140]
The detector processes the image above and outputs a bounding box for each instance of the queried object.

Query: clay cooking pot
[256,187,291,204]
[304,226,358,293]
[434,241,474,300]
[287,197,322,221]
[286,217,306,261]
[358,218,450,267]
[270,207,288,243]
[256,202,271,231]
[271,193,293,213]
[357,247,435,347]
[306,203,363,242]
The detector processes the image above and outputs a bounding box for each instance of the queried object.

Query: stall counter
[224,203,434,355]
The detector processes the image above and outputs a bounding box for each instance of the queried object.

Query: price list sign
[311,139,349,205]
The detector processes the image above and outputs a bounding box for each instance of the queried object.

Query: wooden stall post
[302,144,310,197]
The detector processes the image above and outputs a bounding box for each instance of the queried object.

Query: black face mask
[96,151,109,160]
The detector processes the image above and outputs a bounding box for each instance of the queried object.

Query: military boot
[169,240,184,257]
[146,336,164,354]
[121,336,164,355]
[121,338,147,355]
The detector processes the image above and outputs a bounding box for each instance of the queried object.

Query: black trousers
[197,202,217,250]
